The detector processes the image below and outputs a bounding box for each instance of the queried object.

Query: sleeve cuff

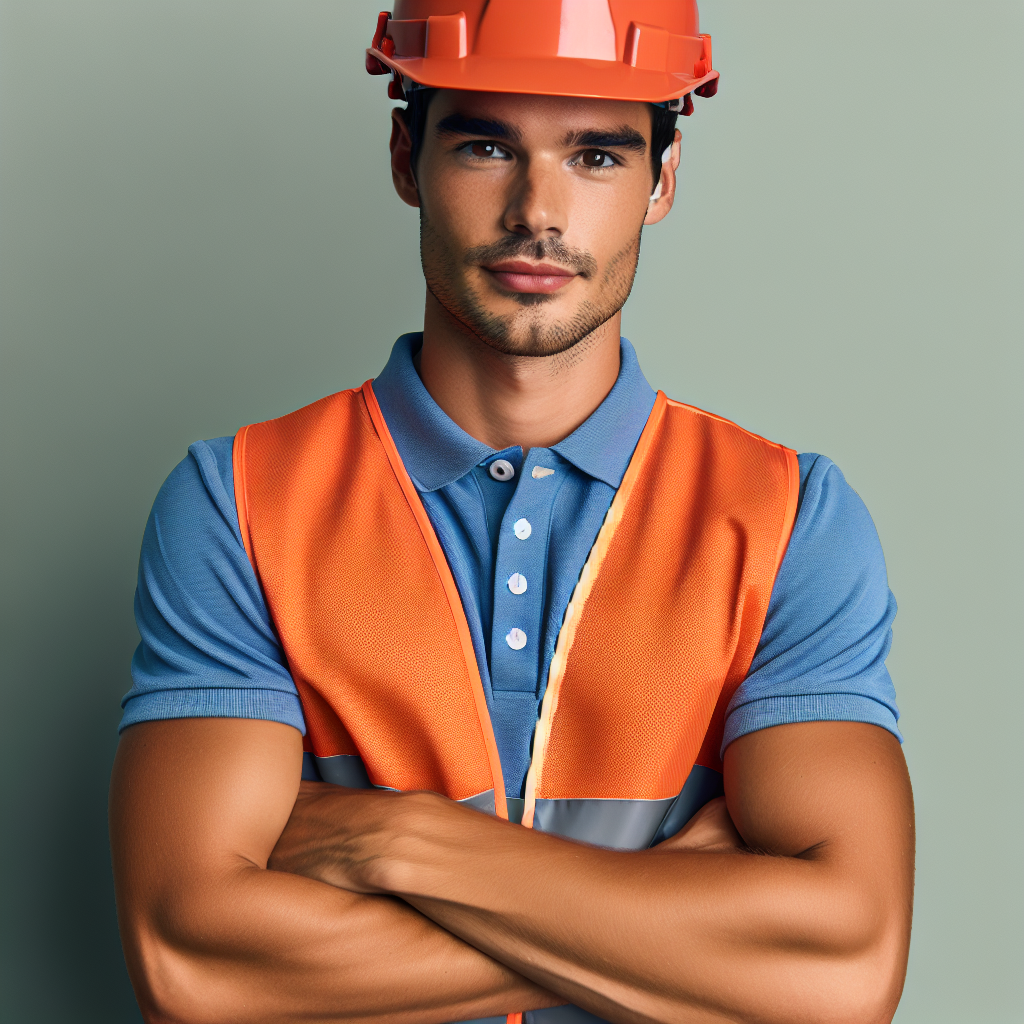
[119,687,306,735]
[723,693,902,754]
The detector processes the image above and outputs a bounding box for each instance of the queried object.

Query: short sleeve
[723,454,900,752]
[120,436,305,734]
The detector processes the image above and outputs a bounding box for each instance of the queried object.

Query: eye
[462,141,511,160]
[575,149,617,169]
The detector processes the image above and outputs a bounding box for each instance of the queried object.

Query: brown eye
[579,149,615,168]
[467,141,509,160]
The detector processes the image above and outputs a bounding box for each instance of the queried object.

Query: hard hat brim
[369,50,719,105]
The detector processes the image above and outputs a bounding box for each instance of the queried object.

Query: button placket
[489,449,563,695]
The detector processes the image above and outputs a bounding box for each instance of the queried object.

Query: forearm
[259,724,912,1024]
[356,725,913,1024]
[121,858,558,1024]
[397,837,901,1024]
[109,720,558,1024]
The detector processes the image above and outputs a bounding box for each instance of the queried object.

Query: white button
[507,572,528,595]
[505,627,527,650]
[513,518,532,540]
[532,466,555,479]
[489,458,515,482]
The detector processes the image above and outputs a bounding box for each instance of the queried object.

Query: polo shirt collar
[550,337,656,488]
[372,333,656,493]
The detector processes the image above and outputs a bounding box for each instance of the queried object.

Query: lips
[482,260,577,295]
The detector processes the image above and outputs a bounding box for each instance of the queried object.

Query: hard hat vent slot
[388,19,426,59]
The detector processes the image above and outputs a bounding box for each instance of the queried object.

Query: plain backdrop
[1,1,1021,1021]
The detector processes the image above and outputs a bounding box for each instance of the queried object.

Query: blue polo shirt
[122,335,901,798]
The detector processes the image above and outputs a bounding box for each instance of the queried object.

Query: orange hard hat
[365,1,718,113]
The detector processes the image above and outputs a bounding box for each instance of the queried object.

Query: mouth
[481,260,578,295]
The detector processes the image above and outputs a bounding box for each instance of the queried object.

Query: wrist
[373,790,471,897]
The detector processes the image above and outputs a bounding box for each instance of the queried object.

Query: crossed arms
[110,718,913,1024]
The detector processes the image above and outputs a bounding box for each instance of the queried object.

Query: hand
[653,796,747,854]
[268,781,476,894]
[268,780,404,892]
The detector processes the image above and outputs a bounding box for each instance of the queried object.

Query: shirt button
[489,459,515,482]
[505,627,527,650]
[513,518,532,540]
[507,572,528,595]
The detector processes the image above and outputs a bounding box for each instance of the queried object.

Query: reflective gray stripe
[533,795,674,849]
[650,764,724,845]
[303,757,722,850]
[460,789,496,814]
[506,796,526,824]
[533,764,724,850]
[303,754,495,813]
[300,751,322,781]
[308,753,372,788]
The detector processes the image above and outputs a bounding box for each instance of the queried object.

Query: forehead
[426,90,652,139]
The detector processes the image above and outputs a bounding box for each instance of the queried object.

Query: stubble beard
[420,212,643,358]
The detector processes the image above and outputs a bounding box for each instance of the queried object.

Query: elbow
[123,921,247,1024]
[821,960,906,1024]
[126,932,207,1024]
[806,908,911,1024]
[724,884,909,1024]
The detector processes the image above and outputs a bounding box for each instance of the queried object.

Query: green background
[1,1,1021,1020]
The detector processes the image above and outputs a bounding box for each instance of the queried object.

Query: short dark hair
[400,89,678,191]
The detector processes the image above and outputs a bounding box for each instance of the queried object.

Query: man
[110,3,914,1023]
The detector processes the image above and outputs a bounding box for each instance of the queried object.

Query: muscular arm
[273,722,914,1024]
[109,718,559,1024]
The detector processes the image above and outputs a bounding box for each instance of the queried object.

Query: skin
[397,90,680,451]
[110,90,915,1024]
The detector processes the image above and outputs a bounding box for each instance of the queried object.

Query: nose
[502,154,568,239]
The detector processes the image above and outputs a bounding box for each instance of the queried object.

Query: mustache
[463,236,598,278]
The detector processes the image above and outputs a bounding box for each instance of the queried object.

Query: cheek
[420,166,504,245]
[568,182,649,264]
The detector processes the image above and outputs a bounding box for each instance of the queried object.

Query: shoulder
[724,452,900,750]
[125,435,301,734]
[658,397,797,496]
[140,436,257,605]
[788,453,887,581]
[151,436,241,544]
[239,387,369,454]
[662,396,793,454]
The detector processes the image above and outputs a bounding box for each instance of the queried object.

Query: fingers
[654,797,746,854]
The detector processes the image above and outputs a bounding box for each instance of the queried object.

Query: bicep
[110,718,303,899]
[724,721,914,884]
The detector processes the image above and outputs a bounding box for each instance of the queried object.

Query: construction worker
[110,3,914,1023]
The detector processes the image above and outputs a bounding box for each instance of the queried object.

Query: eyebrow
[434,114,523,144]
[561,126,647,154]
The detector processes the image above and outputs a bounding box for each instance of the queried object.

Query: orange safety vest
[232,381,798,853]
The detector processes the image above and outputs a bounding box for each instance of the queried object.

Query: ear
[390,108,420,209]
[643,128,681,226]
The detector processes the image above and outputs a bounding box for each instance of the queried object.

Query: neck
[417,292,622,452]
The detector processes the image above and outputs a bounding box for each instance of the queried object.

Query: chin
[474,305,615,359]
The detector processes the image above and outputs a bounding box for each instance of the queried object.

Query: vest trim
[522,391,667,829]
